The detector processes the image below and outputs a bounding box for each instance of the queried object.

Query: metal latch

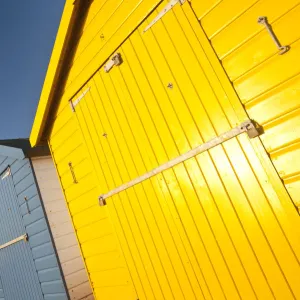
[24,234,29,242]
[144,0,186,32]
[98,119,261,203]
[99,196,107,207]
[258,16,289,55]
[0,234,28,251]
[104,53,123,72]
[239,120,261,138]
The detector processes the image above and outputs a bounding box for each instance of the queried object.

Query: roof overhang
[30,0,85,147]
[0,139,50,159]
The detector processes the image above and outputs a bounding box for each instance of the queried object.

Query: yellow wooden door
[72,1,300,299]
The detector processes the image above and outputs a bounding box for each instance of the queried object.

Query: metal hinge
[24,196,31,214]
[68,162,78,184]
[69,87,91,112]
[257,16,289,55]
[1,167,11,180]
[98,119,261,204]
[144,0,186,32]
[104,53,123,72]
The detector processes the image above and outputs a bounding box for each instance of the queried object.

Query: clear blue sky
[0,1,65,139]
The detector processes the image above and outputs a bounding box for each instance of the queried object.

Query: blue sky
[0,1,65,139]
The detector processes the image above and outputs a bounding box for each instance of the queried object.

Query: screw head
[167,83,173,89]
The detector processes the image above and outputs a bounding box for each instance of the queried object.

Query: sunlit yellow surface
[31,0,300,299]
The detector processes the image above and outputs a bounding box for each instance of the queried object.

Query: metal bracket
[98,119,261,203]
[104,53,123,72]
[258,16,289,55]
[144,0,186,32]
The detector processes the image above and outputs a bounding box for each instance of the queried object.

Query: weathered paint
[31,0,300,299]
[0,144,68,300]
[32,157,93,300]
[191,0,300,210]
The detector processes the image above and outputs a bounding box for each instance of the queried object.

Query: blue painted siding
[12,159,68,300]
[42,280,66,294]
[0,153,68,300]
[0,157,15,174]
[20,195,43,216]
[0,171,43,300]
[35,254,60,271]
[39,267,63,282]
[26,219,49,236]
[44,294,70,300]
[0,273,5,300]
[0,244,43,300]
[32,242,55,259]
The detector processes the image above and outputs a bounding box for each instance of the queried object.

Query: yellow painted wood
[48,101,138,299]
[190,0,222,20]
[201,0,300,59]
[32,0,300,299]
[62,1,300,298]
[192,0,300,211]
[61,0,164,110]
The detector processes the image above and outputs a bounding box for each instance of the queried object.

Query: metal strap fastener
[144,0,186,32]
[0,234,28,251]
[99,120,260,205]
[258,16,289,55]
[69,87,91,112]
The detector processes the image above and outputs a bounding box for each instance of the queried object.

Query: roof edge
[30,0,81,147]
[0,139,50,159]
